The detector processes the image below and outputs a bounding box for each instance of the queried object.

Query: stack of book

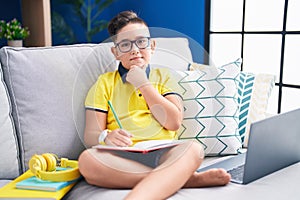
[0,169,80,199]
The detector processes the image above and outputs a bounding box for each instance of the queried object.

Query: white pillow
[176,59,242,156]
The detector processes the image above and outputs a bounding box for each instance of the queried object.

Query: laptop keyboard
[227,165,245,182]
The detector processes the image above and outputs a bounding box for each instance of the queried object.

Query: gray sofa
[0,38,299,200]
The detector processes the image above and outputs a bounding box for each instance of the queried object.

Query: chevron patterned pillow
[237,72,255,144]
[176,59,242,156]
[237,72,275,147]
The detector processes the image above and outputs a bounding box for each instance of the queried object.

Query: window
[207,0,300,114]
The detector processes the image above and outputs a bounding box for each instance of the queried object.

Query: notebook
[93,140,183,153]
[16,173,77,192]
[197,108,300,184]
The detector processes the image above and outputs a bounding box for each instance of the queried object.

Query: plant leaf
[51,11,77,44]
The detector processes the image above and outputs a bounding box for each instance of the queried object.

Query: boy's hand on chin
[126,65,150,88]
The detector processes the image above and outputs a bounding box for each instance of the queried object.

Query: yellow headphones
[29,153,81,182]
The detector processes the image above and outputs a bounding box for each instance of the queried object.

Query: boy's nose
[131,43,140,51]
[130,45,140,54]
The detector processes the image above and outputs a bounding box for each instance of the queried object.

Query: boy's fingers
[119,129,134,138]
[114,135,132,146]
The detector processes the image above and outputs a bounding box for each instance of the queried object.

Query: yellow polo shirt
[85,64,181,144]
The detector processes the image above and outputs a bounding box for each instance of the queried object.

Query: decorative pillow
[176,59,242,156]
[237,72,255,144]
[237,72,275,147]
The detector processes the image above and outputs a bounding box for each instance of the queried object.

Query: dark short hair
[108,11,148,40]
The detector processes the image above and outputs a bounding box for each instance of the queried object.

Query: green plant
[52,0,115,44]
[0,18,30,40]
[0,20,5,39]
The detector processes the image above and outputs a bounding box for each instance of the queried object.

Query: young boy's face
[111,23,156,69]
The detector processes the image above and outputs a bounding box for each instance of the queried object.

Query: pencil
[108,100,123,129]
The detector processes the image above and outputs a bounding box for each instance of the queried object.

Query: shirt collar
[118,63,150,83]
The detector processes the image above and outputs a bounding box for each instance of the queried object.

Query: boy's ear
[150,39,156,54]
[111,46,120,60]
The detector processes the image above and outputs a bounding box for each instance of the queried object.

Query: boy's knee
[193,141,205,158]
[78,150,99,175]
[78,149,105,186]
[78,150,91,176]
[185,140,205,160]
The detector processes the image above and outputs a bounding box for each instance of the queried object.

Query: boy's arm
[126,66,183,131]
[139,85,183,131]
[84,110,133,147]
[84,110,107,148]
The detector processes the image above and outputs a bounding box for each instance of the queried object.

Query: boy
[78,11,230,200]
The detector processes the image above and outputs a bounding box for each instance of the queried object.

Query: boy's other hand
[105,129,133,147]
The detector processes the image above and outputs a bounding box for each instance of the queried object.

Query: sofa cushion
[0,43,117,172]
[0,63,20,179]
[177,59,242,156]
[64,162,300,200]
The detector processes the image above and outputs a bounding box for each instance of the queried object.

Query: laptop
[197,108,300,184]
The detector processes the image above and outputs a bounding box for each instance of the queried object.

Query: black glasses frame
[115,37,151,53]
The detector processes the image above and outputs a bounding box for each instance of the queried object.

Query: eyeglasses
[115,37,150,53]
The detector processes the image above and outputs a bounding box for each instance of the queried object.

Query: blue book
[16,176,76,192]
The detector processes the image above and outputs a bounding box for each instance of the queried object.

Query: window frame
[205,0,300,114]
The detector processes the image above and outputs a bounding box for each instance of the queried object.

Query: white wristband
[98,129,109,144]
